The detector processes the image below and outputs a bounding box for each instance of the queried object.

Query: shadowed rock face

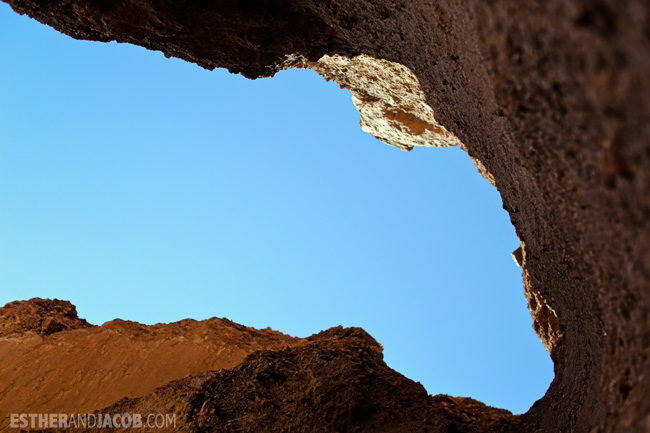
[2,1,650,432]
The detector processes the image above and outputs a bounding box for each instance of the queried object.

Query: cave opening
[0,3,553,415]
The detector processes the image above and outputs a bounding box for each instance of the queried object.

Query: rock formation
[49,327,514,433]
[0,299,303,429]
[1,300,511,433]
[0,298,92,337]
[2,0,649,432]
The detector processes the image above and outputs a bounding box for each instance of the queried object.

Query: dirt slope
[48,327,513,433]
[0,299,304,429]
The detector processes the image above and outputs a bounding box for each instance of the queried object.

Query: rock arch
[4,1,650,431]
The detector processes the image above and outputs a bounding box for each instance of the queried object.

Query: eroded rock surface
[3,0,650,432]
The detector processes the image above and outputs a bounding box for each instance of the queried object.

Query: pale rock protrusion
[282,54,461,150]
[512,245,524,267]
[281,54,495,185]
[519,240,563,357]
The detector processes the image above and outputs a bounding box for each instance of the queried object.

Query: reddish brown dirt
[50,327,514,433]
[0,299,304,430]
[2,1,649,432]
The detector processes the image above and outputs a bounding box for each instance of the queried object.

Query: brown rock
[0,298,93,337]
[50,327,513,433]
[2,0,650,432]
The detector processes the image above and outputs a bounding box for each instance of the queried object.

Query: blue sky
[0,4,552,414]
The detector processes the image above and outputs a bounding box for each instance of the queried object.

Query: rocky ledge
[0,298,93,337]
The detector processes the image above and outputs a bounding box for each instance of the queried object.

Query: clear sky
[0,3,553,415]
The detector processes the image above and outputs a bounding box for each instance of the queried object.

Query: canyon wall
[3,1,650,432]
